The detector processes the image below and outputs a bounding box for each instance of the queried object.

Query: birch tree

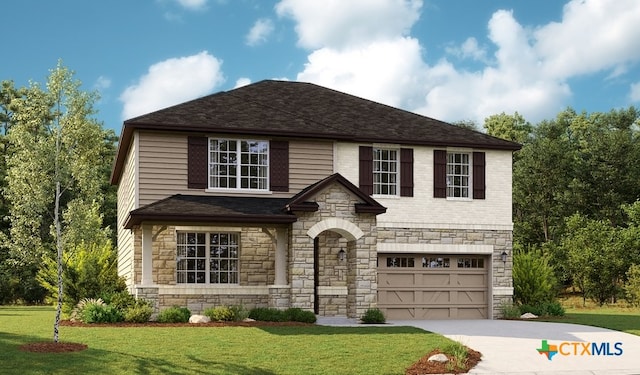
[6,62,107,342]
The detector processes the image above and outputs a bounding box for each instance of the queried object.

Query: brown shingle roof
[112,80,520,184]
[124,174,386,228]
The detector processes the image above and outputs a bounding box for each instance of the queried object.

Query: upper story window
[434,150,485,200]
[373,148,398,196]
[446,152,470,198]
[209,139,268,191]
[359,146,413,197]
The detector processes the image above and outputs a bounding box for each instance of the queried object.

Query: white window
[209,139,268,190]
[373,148,398,195]
[177,232,239,284]
[447,152,470,198]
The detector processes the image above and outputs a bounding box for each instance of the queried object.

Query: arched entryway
[308,218,363,316]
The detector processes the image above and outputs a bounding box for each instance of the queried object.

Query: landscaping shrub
[157,306,191,323]
[513,249,558,306]
[285,308,317,323]
[499,302,521,319]
[81,303,124,323]
[443,341,468,371]
[102,290,136,312]
[124,300,154,323]
[248,307,287,322]
[519,301,564,317]
[361,308,386,324]
[229,305,249,321]
[204,306,235,321]
[70,297,105,321]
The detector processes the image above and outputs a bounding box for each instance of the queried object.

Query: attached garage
[377,254,489,319]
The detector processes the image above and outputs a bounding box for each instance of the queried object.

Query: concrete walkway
[317,317,640,374]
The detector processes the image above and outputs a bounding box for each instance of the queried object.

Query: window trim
[372,147,399,197]
[208,138,270,192]
[446,151,472,200]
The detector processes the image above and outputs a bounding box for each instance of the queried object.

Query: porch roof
[124,194,296,229]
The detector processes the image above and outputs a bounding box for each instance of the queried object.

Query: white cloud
[276,0,422,49]
[630,82,640,103]
[445,37,488,63]
[246,18,275,46]
[175,0,208,11]
[120,51,225,120]
[93,76,112,91]
[297,38,427,110]
[534,0,640,80]
[234,78,252,88]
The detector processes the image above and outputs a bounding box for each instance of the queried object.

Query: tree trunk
[53,181,63,343]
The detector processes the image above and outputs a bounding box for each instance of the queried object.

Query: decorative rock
[189,315,211,323]
[243,318,256,322]
[428,353,449,363]
[520,312,538,319]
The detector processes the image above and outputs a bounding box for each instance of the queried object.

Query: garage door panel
[456,274,486,286]
[378,253,489,319]
[379,290,417,304]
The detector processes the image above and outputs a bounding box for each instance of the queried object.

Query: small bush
[204,306,235,321]
[519,301,564,317]
[229,305,249,321]
[104,290,137,312]
[513,249,558,306]
[157,306,191,323]
[124,300,153,323]
[499,302,521,319]
[285,308,317,323]
[541,301,565,316]
[443,341,468,371]
[248,307,287,322]
[81,304,124,323]
[70,297,105,321]
[361,308,386,324]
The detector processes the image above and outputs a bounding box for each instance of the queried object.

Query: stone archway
[306,217,364,241]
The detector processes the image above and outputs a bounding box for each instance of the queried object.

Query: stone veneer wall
[289,183,378,318]
[377,227,513,319]
[131,224,279,313]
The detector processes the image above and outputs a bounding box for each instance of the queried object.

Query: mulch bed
[406,348,482,374]
[21,320,483,374]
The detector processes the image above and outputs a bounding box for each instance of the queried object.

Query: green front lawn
[538,296,640,336]
[551,307,640,336]
[0,306,452,375]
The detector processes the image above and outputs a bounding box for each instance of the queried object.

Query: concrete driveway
[391,319,640,375]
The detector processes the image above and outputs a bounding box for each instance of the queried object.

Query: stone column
[141,224,153,285]
[275,227,288,286]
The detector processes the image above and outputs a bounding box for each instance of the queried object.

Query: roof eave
[124,213,297,229]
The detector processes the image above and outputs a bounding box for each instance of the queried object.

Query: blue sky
[3,0,640,133]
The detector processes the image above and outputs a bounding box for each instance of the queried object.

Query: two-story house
[110,80,520,320]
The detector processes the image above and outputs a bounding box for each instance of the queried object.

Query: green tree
[512,246,558,306]
[484,111,532,144]
[512,113,577,244]
[5,62,110,341]
[562,214,627,305]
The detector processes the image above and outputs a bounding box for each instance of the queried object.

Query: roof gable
[286,173,386,215]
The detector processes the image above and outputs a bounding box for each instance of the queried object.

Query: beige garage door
[377,254,489,319]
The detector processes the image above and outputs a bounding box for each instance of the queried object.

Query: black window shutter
[188,136,208,189]
[433,150,447,198]
[359,146,373,195]
[270,140,289,192]
[400,148,414,197]
[473,151,486,199]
